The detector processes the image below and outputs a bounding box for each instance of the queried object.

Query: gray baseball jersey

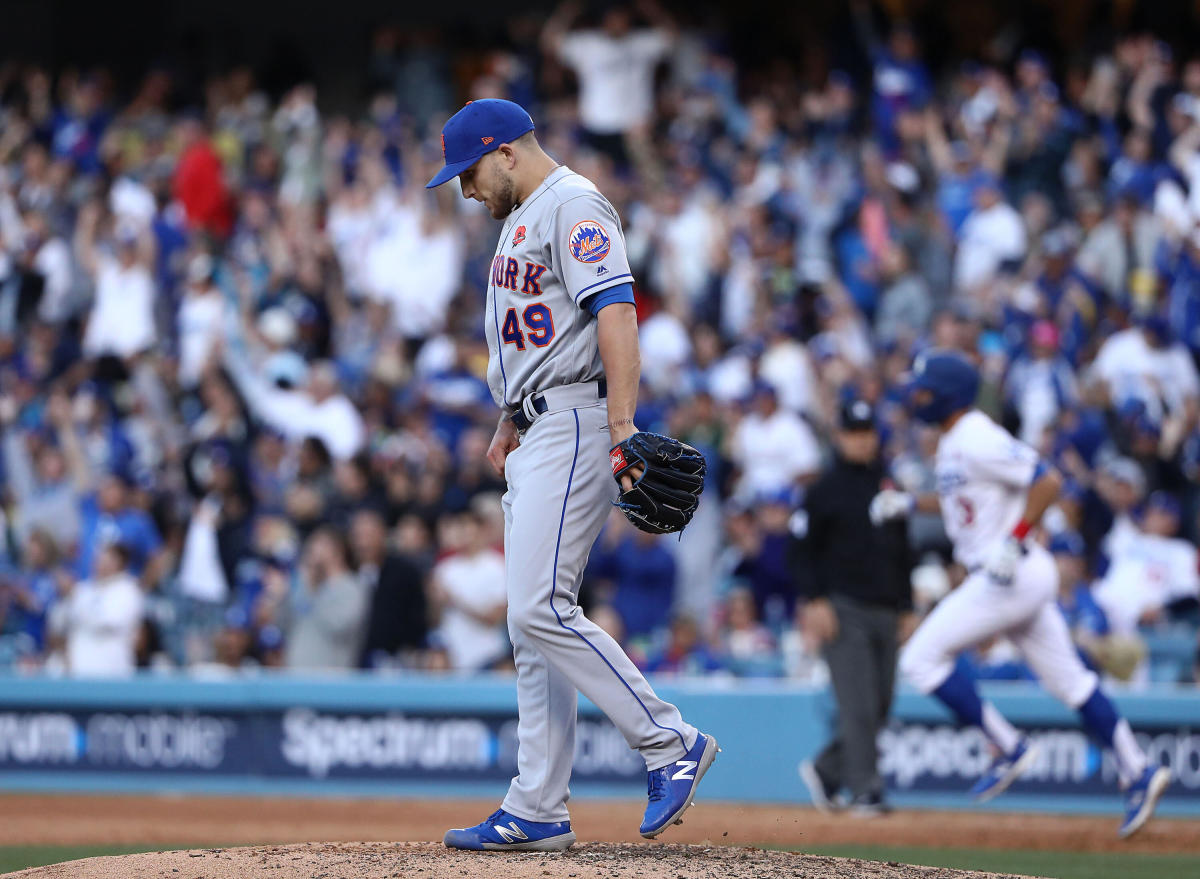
[474,165,699,823]
[484,166,633,408]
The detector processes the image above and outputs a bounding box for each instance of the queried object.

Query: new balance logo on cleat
[493,823,529,844]
[672,760,697,781]
[596,265,608,275]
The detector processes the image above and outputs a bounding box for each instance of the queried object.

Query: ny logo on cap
[440,133,446,158]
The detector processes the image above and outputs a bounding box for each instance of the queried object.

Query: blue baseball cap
[1145,490,1181,519]
[1048,531,1085,558]
[426,99,535,189]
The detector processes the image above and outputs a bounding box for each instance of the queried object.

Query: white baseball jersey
[1094,532,1200,634]
[934,410,1038,568]
[484,165,633,408]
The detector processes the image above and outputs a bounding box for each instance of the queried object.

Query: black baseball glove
[609,432,707,534]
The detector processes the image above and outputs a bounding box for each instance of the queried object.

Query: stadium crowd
[0,1,1198,685]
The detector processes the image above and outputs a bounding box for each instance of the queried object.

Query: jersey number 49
[502,304,555,350]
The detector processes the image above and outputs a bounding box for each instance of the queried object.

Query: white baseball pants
[900,544,1098,709]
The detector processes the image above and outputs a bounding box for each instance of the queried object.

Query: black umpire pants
[814,595,899,799]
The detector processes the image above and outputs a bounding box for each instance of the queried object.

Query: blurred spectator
[281,527,369,670]
[1052,531,1110,642]
[49,542,143,677]
[874,244,933,344]
[173,117,233,238]
[1094,492,1199,638]
[176,253,228,389]
[1091,456,1149,569]
[1,392,83,550]
[726,492,800,628]
[224,351,365,461]
[953,176,1026,294]
[1076,192,1159,301]
[428,509,507,671]
[0,530,63,657]
[353,508,430,668]
[588,514,676,640]
[850,7,932,152]
[75,201,157,360]
[644,613,725,676]
[542,0,675,166]
[717,587,778,676]
[730,383,820,498]
[5,209,74,327]
[1004,320,1078,445]
[1090,314,1200,424]
[75,469,163,585]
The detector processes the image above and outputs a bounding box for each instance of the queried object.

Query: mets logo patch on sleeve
[569,220,611,263]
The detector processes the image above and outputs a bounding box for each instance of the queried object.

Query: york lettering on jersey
[492,256,547,296]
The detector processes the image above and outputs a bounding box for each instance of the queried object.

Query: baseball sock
[933,668,1022,755]
[1077,686,1146,786]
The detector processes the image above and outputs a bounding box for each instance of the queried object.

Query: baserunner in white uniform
[426,99,717,852]
[874,349,1169,839]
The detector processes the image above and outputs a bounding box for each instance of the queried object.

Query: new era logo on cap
[481,136,494,145]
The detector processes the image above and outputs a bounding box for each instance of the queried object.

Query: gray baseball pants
[499,400,697,822]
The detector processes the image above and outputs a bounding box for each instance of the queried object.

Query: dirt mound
[5,795,1193,855]
[2,842,1037,879]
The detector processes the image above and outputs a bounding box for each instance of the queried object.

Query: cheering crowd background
[0,0,1198,687]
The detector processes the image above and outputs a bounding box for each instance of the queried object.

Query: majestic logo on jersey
[569,220,611,263]
[512,225,526,246]
[481,136,494,145]
[595,265,608,276]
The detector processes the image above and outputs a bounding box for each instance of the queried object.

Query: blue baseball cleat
[443,808,576,851]
[969,738,1039,802]
[1119,766,1170,839]
[640,732,720,838]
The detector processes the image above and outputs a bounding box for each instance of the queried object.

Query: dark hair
[308,525,349,565]
[104,541,132,569]
[300,435,333,469]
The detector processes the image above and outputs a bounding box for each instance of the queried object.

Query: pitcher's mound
[3,841,1039,879]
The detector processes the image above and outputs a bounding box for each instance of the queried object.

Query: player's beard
[490,173,517,219]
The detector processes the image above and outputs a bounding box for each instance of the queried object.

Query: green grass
[802,844,1200,879]
[0,844,180,874]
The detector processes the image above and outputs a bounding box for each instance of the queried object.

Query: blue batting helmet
[907,349,980,425]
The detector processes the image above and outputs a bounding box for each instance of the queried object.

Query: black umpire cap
[839,398,876,431]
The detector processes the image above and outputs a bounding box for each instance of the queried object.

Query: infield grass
[802,844,1200,879]
[0,844,170,873]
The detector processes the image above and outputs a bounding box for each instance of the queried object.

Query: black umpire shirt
[788,455,914,611]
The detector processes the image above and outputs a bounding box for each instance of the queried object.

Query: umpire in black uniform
[790,398,915,816]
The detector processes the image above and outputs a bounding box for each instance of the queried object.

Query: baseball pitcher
[426,99,716,852]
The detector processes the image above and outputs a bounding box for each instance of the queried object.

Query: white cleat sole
[641,738,720,840]
[478,831,577,851]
